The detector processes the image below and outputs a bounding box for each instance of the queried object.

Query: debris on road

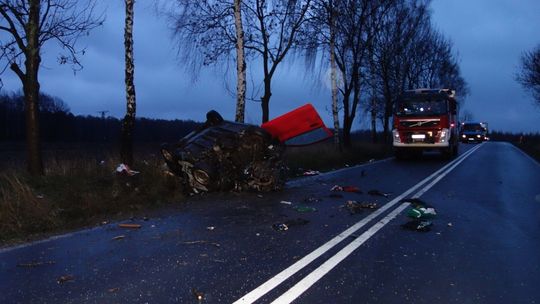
[280,200,292,205]
[294,205,317,213]
[192,288,205,302]
[343,201,379,214]
[367,189,390,198]
[273,218,310,231]
[16,261,56,268]
[108,287,120,293]
[181,240,221,248]
[447,222,453,227]
[206,226,215,231]
[118,223,141,229]
[273,223,289,231]
[330,185,362,193]
[403,198,437,219]
[57,275,75,284]
[407,206,437,219]
[111,235,126,241]
[401,220,433,232]
[303,196,322,203]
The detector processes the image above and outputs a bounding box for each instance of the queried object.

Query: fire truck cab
[392,88,459,159]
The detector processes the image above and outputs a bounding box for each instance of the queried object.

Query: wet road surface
[1,141,539,303]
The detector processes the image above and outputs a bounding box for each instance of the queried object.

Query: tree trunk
[22,0,43,175]
[121,0,136,166]
[329,0,341,151]
[234,0,246,123]
[341,91,352,148]
[261,76,271,123]
[370,101,377,143]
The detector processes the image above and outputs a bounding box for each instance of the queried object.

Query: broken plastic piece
[273,223,289,231]
[280,200,293,205]
[368,189,390,198]
[294,205,317,213]
[57,275,75,284]
[118,223,141,229]
[115,163,139,176]
[331,185,362,193]
[111,235,126,240]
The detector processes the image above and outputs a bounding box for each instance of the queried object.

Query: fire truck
[392,89,459,159]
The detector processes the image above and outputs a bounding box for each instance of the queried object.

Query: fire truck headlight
[439,128,449,143]
[392,129,400,143]
[476,134,481,138]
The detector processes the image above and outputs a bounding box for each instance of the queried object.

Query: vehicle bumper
[393,142,449,148]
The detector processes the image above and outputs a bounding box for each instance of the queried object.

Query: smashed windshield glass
[395,99,448,116]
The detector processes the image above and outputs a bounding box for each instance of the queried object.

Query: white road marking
[233,144,483,304]
[270,144,483,304]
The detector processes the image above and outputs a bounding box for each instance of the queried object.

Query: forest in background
[0,92,200,143]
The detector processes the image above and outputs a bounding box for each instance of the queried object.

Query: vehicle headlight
[392,129,400,143]
[461,134,466,138]
[439,128,449,143]
[476,134,481,138]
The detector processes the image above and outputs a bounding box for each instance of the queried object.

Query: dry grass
[0,150,184,243]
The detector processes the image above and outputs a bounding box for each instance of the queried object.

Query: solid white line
[233,144,481,304]
[269,144,482,304]
[270,203,411,304]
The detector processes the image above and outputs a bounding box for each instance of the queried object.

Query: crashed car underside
[161,111,286,193]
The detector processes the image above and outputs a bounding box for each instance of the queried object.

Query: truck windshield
[462,124,485,131]
[395,99,448,116]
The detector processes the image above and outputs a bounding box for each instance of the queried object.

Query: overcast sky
[1,0,539,133]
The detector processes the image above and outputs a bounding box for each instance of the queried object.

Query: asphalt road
[1,141,539,304]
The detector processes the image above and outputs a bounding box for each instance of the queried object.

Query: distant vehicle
[460,122,489,143]
[392,88,459,159]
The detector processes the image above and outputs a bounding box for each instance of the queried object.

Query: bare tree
[121,0,136,166]
[167,0,247,121]
[244,0,312,122]
[168,0,313,123]
[0,0,103,175]
[516,44,540,107]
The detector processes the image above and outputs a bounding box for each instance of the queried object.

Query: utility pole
[97,110,109,120]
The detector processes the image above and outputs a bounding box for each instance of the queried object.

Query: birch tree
[121,0,136,166]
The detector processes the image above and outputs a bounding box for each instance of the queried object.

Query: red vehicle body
[392,89,459,159]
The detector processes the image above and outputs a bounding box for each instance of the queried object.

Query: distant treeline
[490,131,540,143]
[0,92,200,143]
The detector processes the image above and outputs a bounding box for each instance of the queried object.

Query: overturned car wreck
[161,104,332,193]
